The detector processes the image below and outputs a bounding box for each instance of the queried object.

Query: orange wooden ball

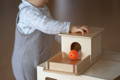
[68,50,79,60]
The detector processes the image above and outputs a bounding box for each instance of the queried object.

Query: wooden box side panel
[49,62,74,73]
[75,55,91,74]
[91,34,102,62]
[61,36,92,58]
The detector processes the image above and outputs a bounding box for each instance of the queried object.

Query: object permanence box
[45,53,91,75]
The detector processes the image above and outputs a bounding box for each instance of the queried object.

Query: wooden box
[45,27,104,75]
[59,27,104,63]
[46,53,91,75]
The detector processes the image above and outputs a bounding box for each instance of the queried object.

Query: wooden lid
[59,27,104,38]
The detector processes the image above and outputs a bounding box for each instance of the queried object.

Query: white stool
[37,51,120,80]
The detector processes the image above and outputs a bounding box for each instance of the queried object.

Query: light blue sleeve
[25,7,71,34]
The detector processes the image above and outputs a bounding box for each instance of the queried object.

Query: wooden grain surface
[49,53,81,65]
[37,51,120,80]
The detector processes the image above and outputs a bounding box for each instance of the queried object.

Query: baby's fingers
[80,26,89,34]
[76,29,84,35]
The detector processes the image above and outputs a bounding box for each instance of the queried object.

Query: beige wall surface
[0,0,120,80]
[0,0,19,80]
[53,0,120,52]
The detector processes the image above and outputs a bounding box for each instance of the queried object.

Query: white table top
[82,50,120,80]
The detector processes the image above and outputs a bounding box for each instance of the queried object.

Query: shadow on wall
[0,0,19,80]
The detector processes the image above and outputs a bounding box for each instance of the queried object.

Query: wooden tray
[45,53,91,75]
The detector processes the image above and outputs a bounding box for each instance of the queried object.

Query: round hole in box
[71,42,81,52]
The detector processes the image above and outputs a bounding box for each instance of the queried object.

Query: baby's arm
[23,7,70,34]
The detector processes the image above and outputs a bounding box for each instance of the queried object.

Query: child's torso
[17,1,52,34]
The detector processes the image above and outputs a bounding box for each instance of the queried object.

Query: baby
[12,0,89,80]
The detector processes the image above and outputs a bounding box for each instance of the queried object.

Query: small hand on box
[70,25,89,35]
[67,25,89,60]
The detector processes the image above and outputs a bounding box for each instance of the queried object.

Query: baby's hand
[70,25,89,35]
